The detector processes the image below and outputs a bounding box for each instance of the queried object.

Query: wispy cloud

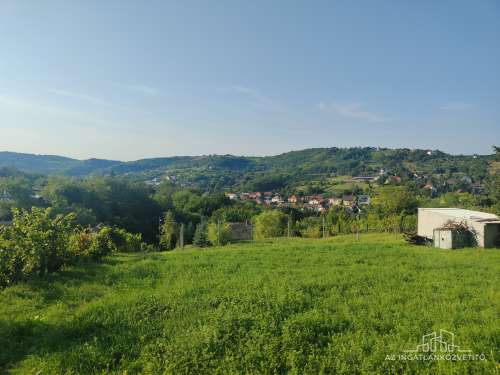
[0,95,134,132]
[125,84,160,96]
[318,101,388,122]
[224,85,288,113]
[229,85,274,105]
[440,101,471,112]
[48,89,112,106]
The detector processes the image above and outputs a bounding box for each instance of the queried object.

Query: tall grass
[0,234,498,374]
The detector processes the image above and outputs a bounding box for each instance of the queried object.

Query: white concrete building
[418,208,500,248]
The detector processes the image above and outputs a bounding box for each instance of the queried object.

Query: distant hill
[0,152,120,176]
[0,148,495,191]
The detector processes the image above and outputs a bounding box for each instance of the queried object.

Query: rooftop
[419,208,500,222]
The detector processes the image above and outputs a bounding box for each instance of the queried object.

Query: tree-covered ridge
[0,152,120,176]
[0,147,495,192]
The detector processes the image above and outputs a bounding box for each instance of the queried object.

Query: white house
[418,208,500,248]
[271,195,283,204]
[226,193,238,200]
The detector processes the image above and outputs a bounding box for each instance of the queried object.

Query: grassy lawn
[1,234,499,374]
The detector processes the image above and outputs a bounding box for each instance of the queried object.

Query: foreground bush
[68,226,117,261]
[0,208,143,288]
[0,208,75,287]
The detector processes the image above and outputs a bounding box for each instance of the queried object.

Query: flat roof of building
[418,208,500,222]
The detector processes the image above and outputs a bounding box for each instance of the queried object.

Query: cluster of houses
[0,189,12,202]
[420,178,485,196]
[0,188,44,203]
[225,192,371,212]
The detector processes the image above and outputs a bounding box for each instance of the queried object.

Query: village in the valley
[224,191,370,213]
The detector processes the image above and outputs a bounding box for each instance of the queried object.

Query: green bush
[298,217,322,238]
[68,228,94,260]
[0,208,145,288]
[86,226,117,260]
[0,208,75,287]
[207,220,231,246]
[254,210,288,240]
[110,228,143,252]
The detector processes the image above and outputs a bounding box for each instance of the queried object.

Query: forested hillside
[0,147,494,190]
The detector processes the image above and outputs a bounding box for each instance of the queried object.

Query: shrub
[110,228,143,252]
[68,228,94,260]
[0,208,142,288]
[254,210,288,240]
[298,217,322,238]
[0,208,75,287]
[207,220,231,246]
[86,226,117,260]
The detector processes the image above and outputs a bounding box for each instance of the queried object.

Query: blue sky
[1,0,499,160]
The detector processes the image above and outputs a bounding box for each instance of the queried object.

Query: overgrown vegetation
[0,235,498,374]
[0,208,142,288]
[1,147,499,250]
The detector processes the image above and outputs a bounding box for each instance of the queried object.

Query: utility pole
[158,214,164,244]
[356,216,360,241]
[287,216,291,238]
[250,219,253,243]
[217,219,221,246]
[322,215,326,239]
[355,205,361,241]
[180,223,184,249]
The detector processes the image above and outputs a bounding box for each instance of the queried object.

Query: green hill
[1,234,498,374]
[0,152,120,176]
[0,147,495,190]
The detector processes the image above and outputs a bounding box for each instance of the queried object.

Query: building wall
[484,223,500,248]
[467,221,485,247]
[418,208,499,248]
[418,209,451,238]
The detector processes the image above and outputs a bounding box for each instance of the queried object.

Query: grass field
[1,234,499,374]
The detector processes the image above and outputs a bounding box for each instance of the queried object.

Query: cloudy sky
[1,0,499,160]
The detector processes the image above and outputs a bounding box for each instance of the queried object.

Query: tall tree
[159,211,178,250]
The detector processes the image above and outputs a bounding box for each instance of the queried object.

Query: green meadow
[1,234,499,374]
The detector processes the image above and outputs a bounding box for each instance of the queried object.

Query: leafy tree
[207,220,231,246]
[42,177,161,242]
[254,210,288,240]
[172,190,202,215]
[159,211,178,250]
[371,187,418,217]
[298,216,322,238]
[212,202,261,222]
[153,181,178,209]
[487,146,500,214]
[193,220,209,247]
